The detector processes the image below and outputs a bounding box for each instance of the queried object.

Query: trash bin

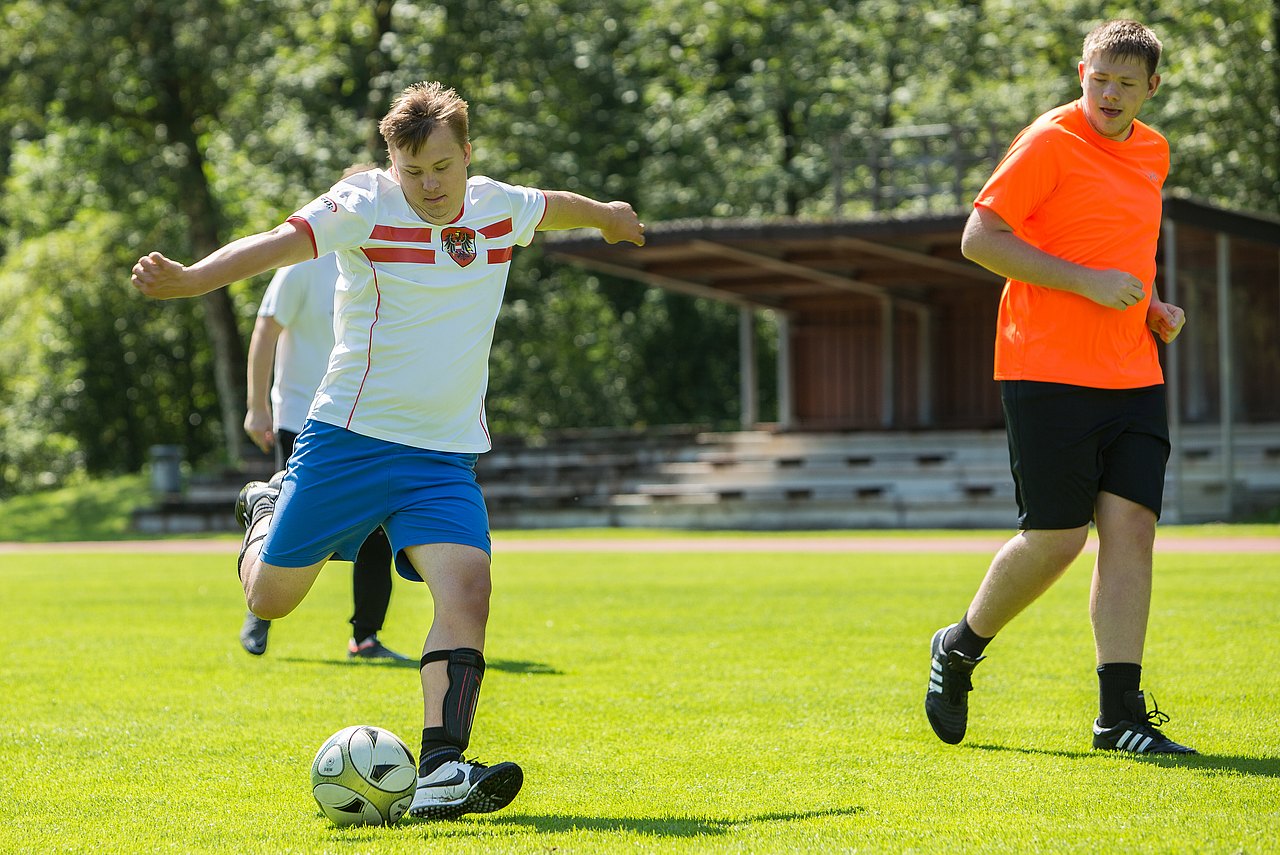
[149,444,184,495]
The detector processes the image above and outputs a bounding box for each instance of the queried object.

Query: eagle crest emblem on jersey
[442,227,477,267]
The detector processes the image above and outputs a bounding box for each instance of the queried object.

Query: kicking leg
[234,473,326,620]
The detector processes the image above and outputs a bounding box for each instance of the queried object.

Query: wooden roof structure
[545,193,1280,434]
[544,211,1000,313]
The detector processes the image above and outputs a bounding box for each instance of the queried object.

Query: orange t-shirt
[976,100,1169,388]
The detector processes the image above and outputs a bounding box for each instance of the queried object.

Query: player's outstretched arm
[961,206,1147,311]
[538,191,646,246]
[131,222,315,300]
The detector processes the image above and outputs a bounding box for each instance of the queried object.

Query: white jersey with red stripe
[287,169,546,452]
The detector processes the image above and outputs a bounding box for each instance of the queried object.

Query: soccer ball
[310,725,416,826]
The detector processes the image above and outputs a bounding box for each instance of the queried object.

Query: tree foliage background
[1,0,1276,494]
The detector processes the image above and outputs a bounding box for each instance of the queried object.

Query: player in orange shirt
[924,20,1195,755]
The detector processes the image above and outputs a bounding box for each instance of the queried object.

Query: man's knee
[245,580,300,621]
[449,570,492,620]
[1095,492,1157,542]
[244,560,321,620]
[245,595,296,622]
[405,544,492,614]
[1022,525,1091,566]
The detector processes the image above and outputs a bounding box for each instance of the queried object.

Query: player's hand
[598,202,646,247]
[1083,269,1147,310]
[243,408,275,454]
[131,252,199,300]
[1147,299,1186,344]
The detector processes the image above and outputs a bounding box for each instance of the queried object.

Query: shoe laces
[1140,693,1171,729]
[942,650,981,694]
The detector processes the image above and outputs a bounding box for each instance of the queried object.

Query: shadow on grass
[277,656,563,675]
[488,658,564,675]
[398,805,864,837]
[967,742,1280,777]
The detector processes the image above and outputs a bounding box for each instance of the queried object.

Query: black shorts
[1001,381,1170,529]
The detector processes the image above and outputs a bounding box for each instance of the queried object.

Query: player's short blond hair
[340,162,379,181]
[1083,19,1162,78]
[378,82,470,155]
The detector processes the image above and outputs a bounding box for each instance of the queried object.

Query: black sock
[418,727,462,776]
[1097,662,1142,727]
[943,615,993,659]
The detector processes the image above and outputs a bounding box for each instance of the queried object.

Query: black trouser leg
[351,526,394,642]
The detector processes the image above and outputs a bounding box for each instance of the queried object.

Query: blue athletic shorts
[259,420,491,581]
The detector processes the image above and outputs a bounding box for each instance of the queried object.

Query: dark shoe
[348,635,411,661]
[408,758,523,820]
[1092,691,1197,754]
[239,610,271,656]
[234,470,285,528]
[925,623,984,745]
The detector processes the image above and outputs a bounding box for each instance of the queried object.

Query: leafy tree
[0,0,1275,492]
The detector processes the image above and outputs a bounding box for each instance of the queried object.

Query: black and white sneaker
[234,470,285,528]
[1092,690,1197,755]
[925,624,985,745]
[235,471,285,580]
[408,758,523,820]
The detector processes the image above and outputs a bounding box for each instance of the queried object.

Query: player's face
[1078,52,1159,141]
[390,131,472,224]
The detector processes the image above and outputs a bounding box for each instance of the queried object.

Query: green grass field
[1,534,1277,853]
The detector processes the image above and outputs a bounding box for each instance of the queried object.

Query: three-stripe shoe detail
[1092,719,1196,754]
[1112,727,1155,753]
[924,624,984,745]
[1091,691,1197,755]
[928,658,945,695]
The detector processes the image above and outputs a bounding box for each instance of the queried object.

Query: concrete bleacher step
[130,424,1280,532]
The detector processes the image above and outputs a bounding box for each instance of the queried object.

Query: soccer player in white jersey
[131,81,646,820]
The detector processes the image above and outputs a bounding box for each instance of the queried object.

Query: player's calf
[409,647,523,820]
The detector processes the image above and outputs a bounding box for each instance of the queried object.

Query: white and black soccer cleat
[408,758,523,821]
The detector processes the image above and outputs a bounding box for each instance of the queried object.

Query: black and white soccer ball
[310,725,416,826]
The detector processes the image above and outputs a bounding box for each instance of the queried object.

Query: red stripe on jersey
[370,224,433,242]
[287,216,318,258]
[363,247,436,264]
[479,219,512,238]
[487,247,513,264]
